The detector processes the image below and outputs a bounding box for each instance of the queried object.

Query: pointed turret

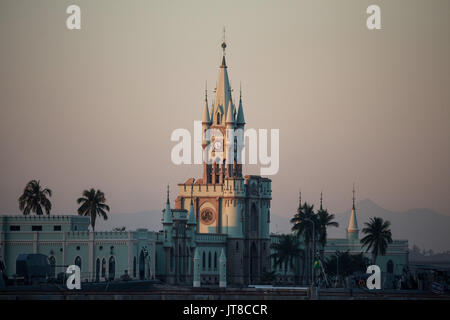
[319,191,323,211]
[236,84,245,126]
[188,183,196,225]
[163,185,172,224]
[214,37,233,121]
[202,83,211,124]
[347,184,359,241]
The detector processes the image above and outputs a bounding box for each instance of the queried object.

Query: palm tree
[77,188,110,231]
[317,208,339,255]
[18,180,52,215]
[270,235,302,275]
[291,202,318,283]
[325,251,370,277]
[360,217,393,264]
[291,202,318,245]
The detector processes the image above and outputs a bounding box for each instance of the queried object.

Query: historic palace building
[0,40,408,287]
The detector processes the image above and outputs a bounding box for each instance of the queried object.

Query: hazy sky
[1,0,449,221]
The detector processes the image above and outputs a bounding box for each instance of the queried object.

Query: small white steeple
[347,184,359,240]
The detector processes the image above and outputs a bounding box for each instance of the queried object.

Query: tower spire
[214,28,232,119]
[347,183,359,240]
[163,184,173,224]
[221,27,227,67]
[202,81,211,124]
[236,82,245,125]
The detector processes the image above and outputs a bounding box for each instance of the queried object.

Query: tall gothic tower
[173,38,272,285]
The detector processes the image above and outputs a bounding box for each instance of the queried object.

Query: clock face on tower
[213,140,222,151]
[200,209,216,225]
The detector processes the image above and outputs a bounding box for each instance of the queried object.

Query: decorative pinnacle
[221,26,227,55]
[166,184,170,205]
[190,179,195,205]
[298,189,302,207]
[352,183,355,210]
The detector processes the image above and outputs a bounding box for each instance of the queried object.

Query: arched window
[208,252,211,269]
[387,260,394,274]
[95,258,100,282]
[217,112,220,124]
[109,256,115,280]
[214,252,217,270]
[133,256,137,278]
[74,256,81,270]
[101,258,106,278]
[202,252,206,270]
[179,244,183,273]
[139,250,146,280]
[48,256,56,278]
[236,241,239,251]
[251,203,258,232]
